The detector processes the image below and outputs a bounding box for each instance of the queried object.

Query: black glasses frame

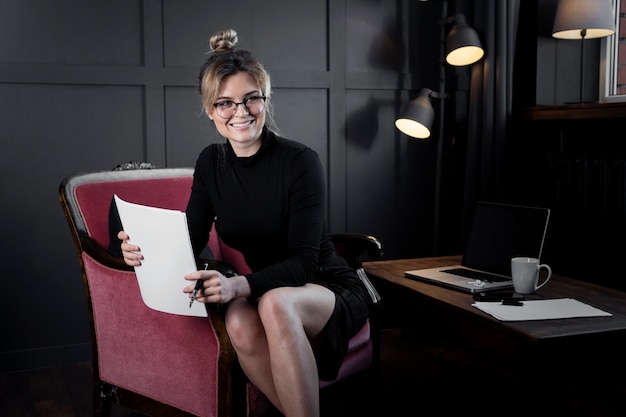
[213,96,267,118]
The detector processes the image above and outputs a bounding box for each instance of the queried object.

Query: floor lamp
[395,0,484,255]
[552,0,615,103]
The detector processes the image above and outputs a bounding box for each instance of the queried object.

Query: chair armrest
[79,234,134,271]
[196,259,239,278]
[330,233,384,309]
[329,233,383,269]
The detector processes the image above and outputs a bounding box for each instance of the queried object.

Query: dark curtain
[463,0,521,218]
[437,0,521,255]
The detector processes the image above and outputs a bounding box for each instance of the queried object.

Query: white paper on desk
[114,195,207,317]
[473,298,612,321]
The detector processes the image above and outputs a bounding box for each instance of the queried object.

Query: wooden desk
[365,256,626,380]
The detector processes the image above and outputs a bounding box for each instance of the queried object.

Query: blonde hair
[198,29,277,132]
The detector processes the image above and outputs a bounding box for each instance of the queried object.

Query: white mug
[510,257,552,294]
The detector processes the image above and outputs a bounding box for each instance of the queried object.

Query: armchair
[59,166,383,417]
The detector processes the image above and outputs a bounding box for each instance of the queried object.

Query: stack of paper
[472,298,612,321]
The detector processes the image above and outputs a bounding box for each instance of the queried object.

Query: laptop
[404,201,551,293]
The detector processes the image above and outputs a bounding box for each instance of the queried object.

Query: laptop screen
[461,202,551,277]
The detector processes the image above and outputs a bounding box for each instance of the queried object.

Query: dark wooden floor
[2,328,625,417]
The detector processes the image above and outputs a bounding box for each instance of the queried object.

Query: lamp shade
[445,14,484,66]
[552,0,615,39]
[395,88,435,139]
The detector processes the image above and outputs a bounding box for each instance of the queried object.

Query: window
[600,0,626,102]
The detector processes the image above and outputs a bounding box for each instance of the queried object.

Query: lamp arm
[433,0,448,255]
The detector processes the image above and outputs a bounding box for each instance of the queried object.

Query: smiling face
[207,71,266,157]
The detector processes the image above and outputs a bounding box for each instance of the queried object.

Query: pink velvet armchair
[59,166,383,417]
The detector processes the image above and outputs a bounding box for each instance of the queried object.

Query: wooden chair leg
[94,380,114,417]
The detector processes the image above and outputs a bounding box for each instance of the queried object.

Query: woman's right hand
[117,230,144,266]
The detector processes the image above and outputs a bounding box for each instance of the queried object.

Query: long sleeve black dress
[185,128,370,381]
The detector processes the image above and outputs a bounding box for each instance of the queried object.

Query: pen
[502,299,524,306]
[189,263,209,309]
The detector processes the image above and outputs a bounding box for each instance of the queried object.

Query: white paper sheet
[472,298,612,321]
[114,195,207,317]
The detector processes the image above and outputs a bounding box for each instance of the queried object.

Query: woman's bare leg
[226,298,283,411]
[225,284,336,417]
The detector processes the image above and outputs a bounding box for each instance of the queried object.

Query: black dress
[185,129,370,381]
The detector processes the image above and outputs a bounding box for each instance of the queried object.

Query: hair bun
[210,29,238,53]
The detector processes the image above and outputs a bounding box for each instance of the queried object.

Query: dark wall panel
[165,86,211,168]
[163,0,327,72]
[345,90,400,240]
[346,0,404,73]
[272,88,329,173]
[0,1,142,66]
[162,0,251,67]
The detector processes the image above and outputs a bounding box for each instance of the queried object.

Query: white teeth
[231,120,253,127]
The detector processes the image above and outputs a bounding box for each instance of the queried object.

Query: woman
[118,28,370,417]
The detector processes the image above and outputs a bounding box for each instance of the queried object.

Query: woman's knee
[257,288,294,324]
[225,301,263,351]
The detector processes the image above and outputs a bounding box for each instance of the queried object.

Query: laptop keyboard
[444,268,511,283]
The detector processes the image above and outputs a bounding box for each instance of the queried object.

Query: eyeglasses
[212,95,267,119]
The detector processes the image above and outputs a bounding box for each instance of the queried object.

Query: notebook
[405,201,551,293]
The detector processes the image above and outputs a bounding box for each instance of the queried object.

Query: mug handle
[535,264,552,290]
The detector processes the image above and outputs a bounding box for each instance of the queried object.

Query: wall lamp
[395,1,484,254]
[551,0,615,102]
